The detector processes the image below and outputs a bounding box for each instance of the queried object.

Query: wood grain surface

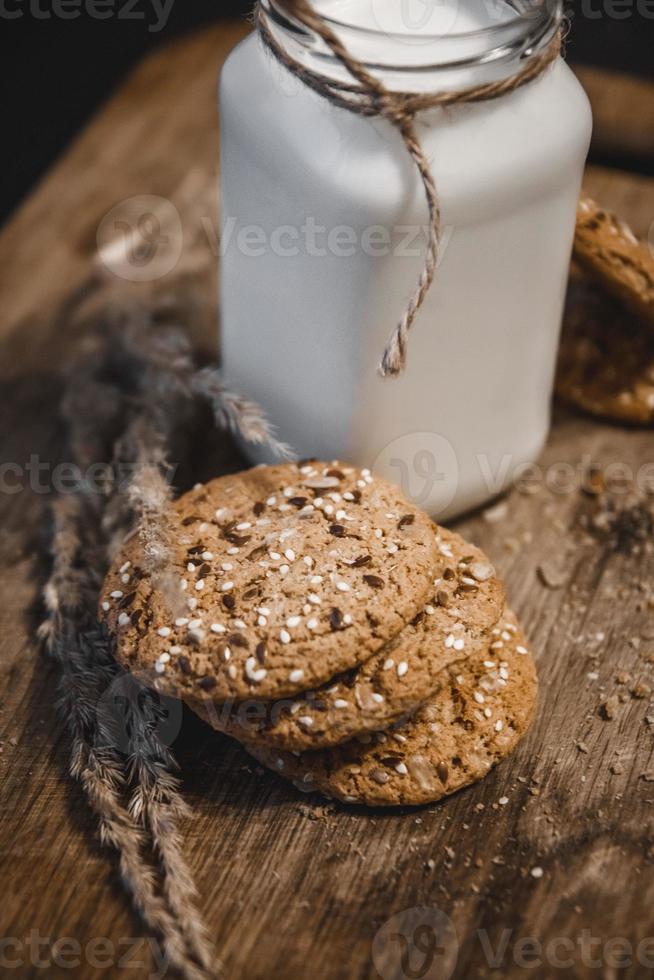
[1,24,654,980]
[573,64,654,164]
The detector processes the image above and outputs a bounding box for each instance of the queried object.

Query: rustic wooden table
[1,24,653,980]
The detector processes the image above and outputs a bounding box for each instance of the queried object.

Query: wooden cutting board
[1,24,653,980]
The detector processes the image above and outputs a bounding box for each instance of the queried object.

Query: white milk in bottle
[219,0,592,518]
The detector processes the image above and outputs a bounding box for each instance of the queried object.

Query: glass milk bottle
[219,0,592,519]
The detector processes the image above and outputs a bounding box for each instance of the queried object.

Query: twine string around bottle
[256,0,564,377]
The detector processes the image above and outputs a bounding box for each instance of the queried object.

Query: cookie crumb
[483,501,509,524]
[600,696,619,720]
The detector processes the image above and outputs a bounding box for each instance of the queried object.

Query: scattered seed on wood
[482,500,509,523]
[538,562,569,589]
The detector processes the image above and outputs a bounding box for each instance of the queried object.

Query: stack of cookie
[557,197,654,425]
[101,462,537,807]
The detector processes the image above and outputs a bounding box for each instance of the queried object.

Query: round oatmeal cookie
[574,197,654,331]
[557,273,654,425]
[100,461,439,702]
[247,611,537,807]
[193,527,505,751]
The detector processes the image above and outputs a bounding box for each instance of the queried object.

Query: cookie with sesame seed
[246,611,537,807]
[193,528,505,751]
[574,197,654,331]
[100,461,439,702]
[556,272,654,425]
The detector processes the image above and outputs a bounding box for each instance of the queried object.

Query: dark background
[0,0,652,224]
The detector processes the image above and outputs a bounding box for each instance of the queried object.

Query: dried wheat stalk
[191,366,293,459]
[41,298,289,977]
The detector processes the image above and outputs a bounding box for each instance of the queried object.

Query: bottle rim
[295,0,558,42]
[260,0,563,87]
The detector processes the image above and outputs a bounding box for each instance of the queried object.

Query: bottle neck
[259,0,563,94]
